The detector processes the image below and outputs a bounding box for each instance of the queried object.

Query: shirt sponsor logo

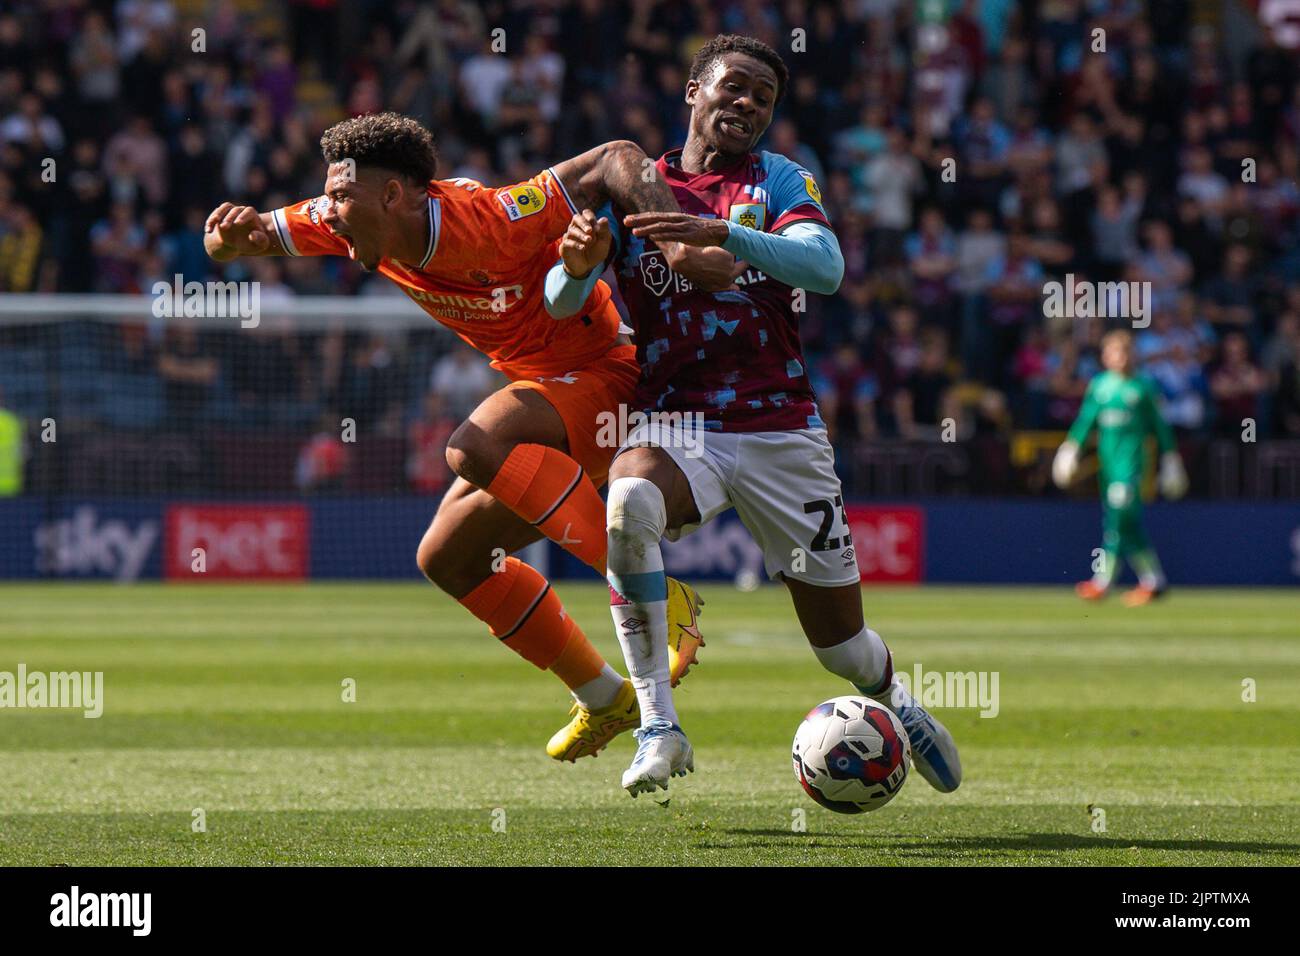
[498,184,547,221]
[402,283,524,319]
[639,249,674,296]
[306,195,330,225]
[638,250,699,296]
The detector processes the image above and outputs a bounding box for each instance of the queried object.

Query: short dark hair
[319,112,438,183]
[689,34,789,102]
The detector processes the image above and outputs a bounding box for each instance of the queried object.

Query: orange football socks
[459,556,608,692]
[487,444,607,574]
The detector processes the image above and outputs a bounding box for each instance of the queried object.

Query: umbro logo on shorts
[841,547,855,568]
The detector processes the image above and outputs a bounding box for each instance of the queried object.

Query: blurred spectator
[954,97,1010,212]
[1276,356,1300,437]
[1,92,66,154]
[407,391,458,495]
[103,114,168,206]
[90,202,148,293]
[460,37,513,134]
[0,202,41,292]
[0,385,22,496]
[814,342,879,443]
[955,207,1005,373]
[341,334,404,434]
[982,231,1043,387]
[864,128,923,263]
[296,411,351,494]
[1133,220,1193,314]
[430,343,496,422]
[157,323,218,429]
[1201,244,1259,338]
[1091,183,1141,280]
[69,11,120,107]
[1209,332,1267,435]
[1012,323,1051,426]
[905,207,957,325]
[1025,197,1076,275]
[1044,335,1097,429]
[1138,309,1208,432]
[1262,310,1300,383]
[894,329,957,440]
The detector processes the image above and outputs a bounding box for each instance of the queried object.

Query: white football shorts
[616,422,861,587]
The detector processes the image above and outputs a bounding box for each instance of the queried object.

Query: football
[792,696,911,814]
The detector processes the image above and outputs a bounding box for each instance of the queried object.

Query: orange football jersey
[271,169,619,379]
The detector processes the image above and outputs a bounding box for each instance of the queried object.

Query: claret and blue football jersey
[603,149,833,432]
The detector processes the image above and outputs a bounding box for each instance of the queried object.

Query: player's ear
[685,78,699,107]
[382,177,403,210]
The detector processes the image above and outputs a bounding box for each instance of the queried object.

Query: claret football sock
[812,626,892,697]
[606,476,678,728]
[459,556,619,707]
[488,443,608,573]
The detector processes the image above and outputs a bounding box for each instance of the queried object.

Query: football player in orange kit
[204,113,731,760]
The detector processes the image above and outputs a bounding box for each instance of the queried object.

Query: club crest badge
[728,203,766,231]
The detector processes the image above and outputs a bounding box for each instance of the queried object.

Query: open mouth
[332,230,357,259]
[718,114,752,140]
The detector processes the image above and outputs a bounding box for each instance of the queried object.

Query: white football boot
[621,718,694,797]
[872,674,962,793]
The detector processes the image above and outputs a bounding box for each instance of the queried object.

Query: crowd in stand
[1,0,1299,496]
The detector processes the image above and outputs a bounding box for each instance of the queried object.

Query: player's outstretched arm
[626,212,844,295]
[551,142,738,291]
[203,202,286,261]
[551,140,671,218]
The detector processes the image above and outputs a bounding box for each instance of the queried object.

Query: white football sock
[1092,549,1118,590]
[812,626,891,697]
[571,663,625,711]
[606,476,678,728]
[1128,549,1166,590]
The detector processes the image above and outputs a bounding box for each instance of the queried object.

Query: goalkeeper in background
[1052,330,1188,606]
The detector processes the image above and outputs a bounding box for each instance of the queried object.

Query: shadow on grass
[707,828,1300,857]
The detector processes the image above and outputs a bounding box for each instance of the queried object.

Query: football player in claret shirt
[1053,330,1188,605]
[546,35,962,797]
[203,113,738,761]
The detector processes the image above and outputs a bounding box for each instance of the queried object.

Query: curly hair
[688,34,789,103]
[319,112,438,183]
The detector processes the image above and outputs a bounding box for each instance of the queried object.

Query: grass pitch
[1,582,1297,866]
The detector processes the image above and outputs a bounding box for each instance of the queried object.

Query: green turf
[1,583,1297,865]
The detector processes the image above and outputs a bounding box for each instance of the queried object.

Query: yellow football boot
[664,576,705,687]
[547,679,639,762]
[547,578,705,760]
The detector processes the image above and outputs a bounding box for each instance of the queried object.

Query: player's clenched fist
[560,209,611,279]
[204,202,271,261]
